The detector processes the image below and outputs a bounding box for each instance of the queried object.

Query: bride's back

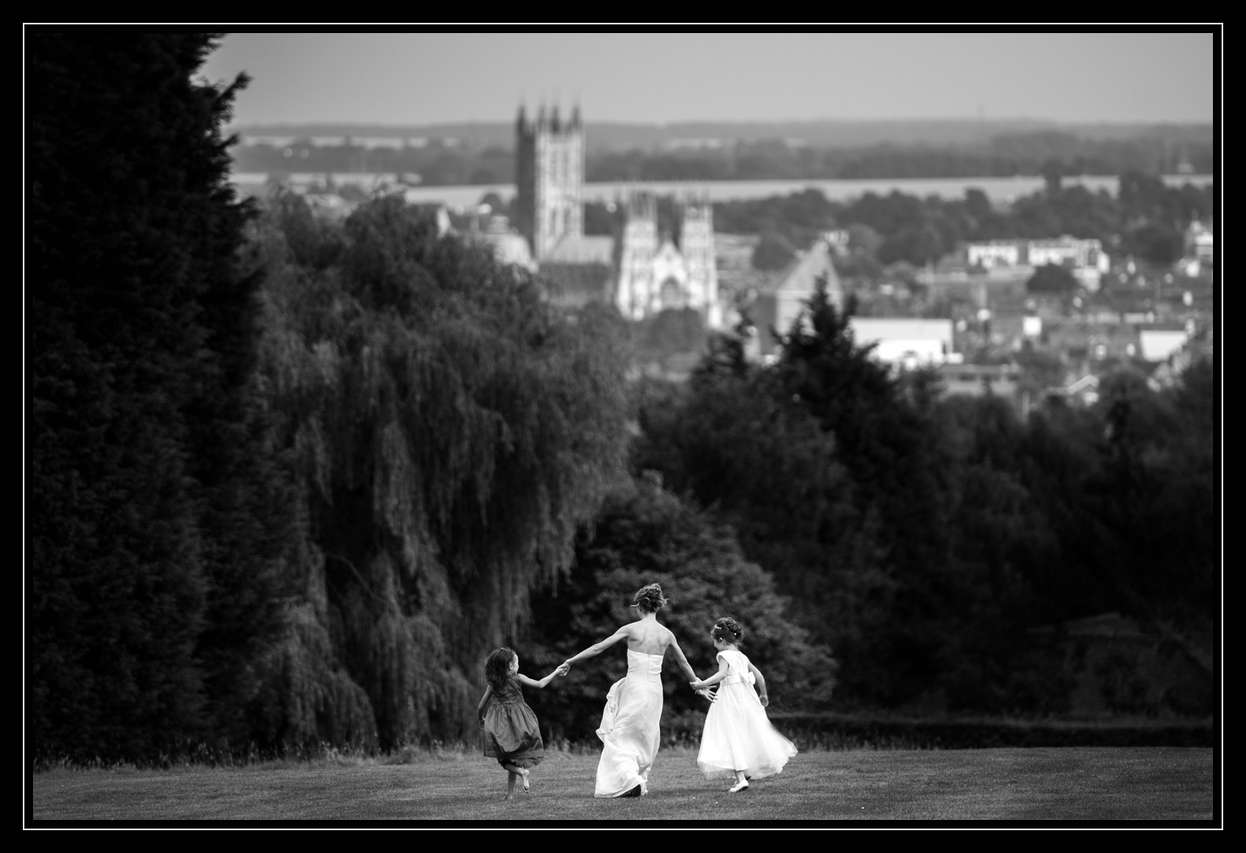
[626,619,671,656]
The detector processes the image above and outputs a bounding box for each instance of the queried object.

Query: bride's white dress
[594,648,664,797]
[696,649,797,779]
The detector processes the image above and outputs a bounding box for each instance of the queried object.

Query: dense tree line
[712,176,1214,268]
[233,133,1212,186]
[632,282,1215,714]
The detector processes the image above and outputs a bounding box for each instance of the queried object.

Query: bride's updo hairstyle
[632,583,668,613]
[711,616,744,645]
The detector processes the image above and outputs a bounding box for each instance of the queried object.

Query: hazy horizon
[230,116,1212,130]
[199,32,1215,127]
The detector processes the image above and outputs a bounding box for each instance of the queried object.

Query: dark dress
[481,677,545,768]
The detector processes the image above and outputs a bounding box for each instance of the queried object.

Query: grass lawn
[30,746,1215,825]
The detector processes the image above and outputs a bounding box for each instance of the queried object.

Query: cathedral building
[614,193,721,328]
[514,103,587,261]
[512,104,722,329]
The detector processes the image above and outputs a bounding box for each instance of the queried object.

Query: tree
[30,31,284,762]
[632,279,962,707]
[751,231,797,271]
[477,191,506,213]
[525,476,836,743]
[247,195,633,751]
[841,223,879,257]
[1125,223,1184,268]
[636,307,707,367]
[1026,263,1079,296]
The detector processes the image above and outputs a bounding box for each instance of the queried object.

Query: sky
[198,30,1216,127]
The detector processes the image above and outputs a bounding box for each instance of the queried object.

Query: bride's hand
[696,688,716,703]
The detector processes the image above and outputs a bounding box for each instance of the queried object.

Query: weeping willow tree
[247,192,631,751]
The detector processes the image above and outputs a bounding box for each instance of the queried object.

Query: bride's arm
[562,625,629,666]
[666,636,700,682]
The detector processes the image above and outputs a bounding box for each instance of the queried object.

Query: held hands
[555,662,572,677]
[689,679,716,702]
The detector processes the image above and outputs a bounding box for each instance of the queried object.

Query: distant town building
[1139,328,1189,363]
[731,238,842,359]
[472,214,536,272]
[713,234,759,280]
[937,362,1022,399]
[543,233,615,266]
[1184,220,1214,267]
[915,258,1031,302]
[409,203,453,239]
[1026,238,1108,271]
[773,239,843,339]
[965,237,1110,290]
[848,317,955,369]
[302,192,352,220]
[966,241,1023,269]
[823,229,851,256]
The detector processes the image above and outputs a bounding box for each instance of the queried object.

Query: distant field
[31,746,1215,824]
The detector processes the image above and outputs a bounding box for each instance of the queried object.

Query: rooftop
[543,234,615,266]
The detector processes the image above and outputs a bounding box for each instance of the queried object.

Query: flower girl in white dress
[689,617,798,792]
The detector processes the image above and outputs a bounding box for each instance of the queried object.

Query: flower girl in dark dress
[477,647,568,799]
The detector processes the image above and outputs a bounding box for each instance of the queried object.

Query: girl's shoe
[729,778,750,793]
[520,769,531,792]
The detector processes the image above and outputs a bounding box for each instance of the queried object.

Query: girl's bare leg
[505,770,517,800]
[502,762,530,792]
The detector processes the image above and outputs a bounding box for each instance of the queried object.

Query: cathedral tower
[515,102,584,261]
[679,195,721,328]
[616,193,659,319]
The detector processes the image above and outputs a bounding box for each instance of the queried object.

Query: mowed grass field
[31,746,1215,824]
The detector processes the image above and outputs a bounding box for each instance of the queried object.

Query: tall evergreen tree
[30,31,280,761]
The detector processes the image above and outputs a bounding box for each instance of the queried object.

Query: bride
[560,583,713,798]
